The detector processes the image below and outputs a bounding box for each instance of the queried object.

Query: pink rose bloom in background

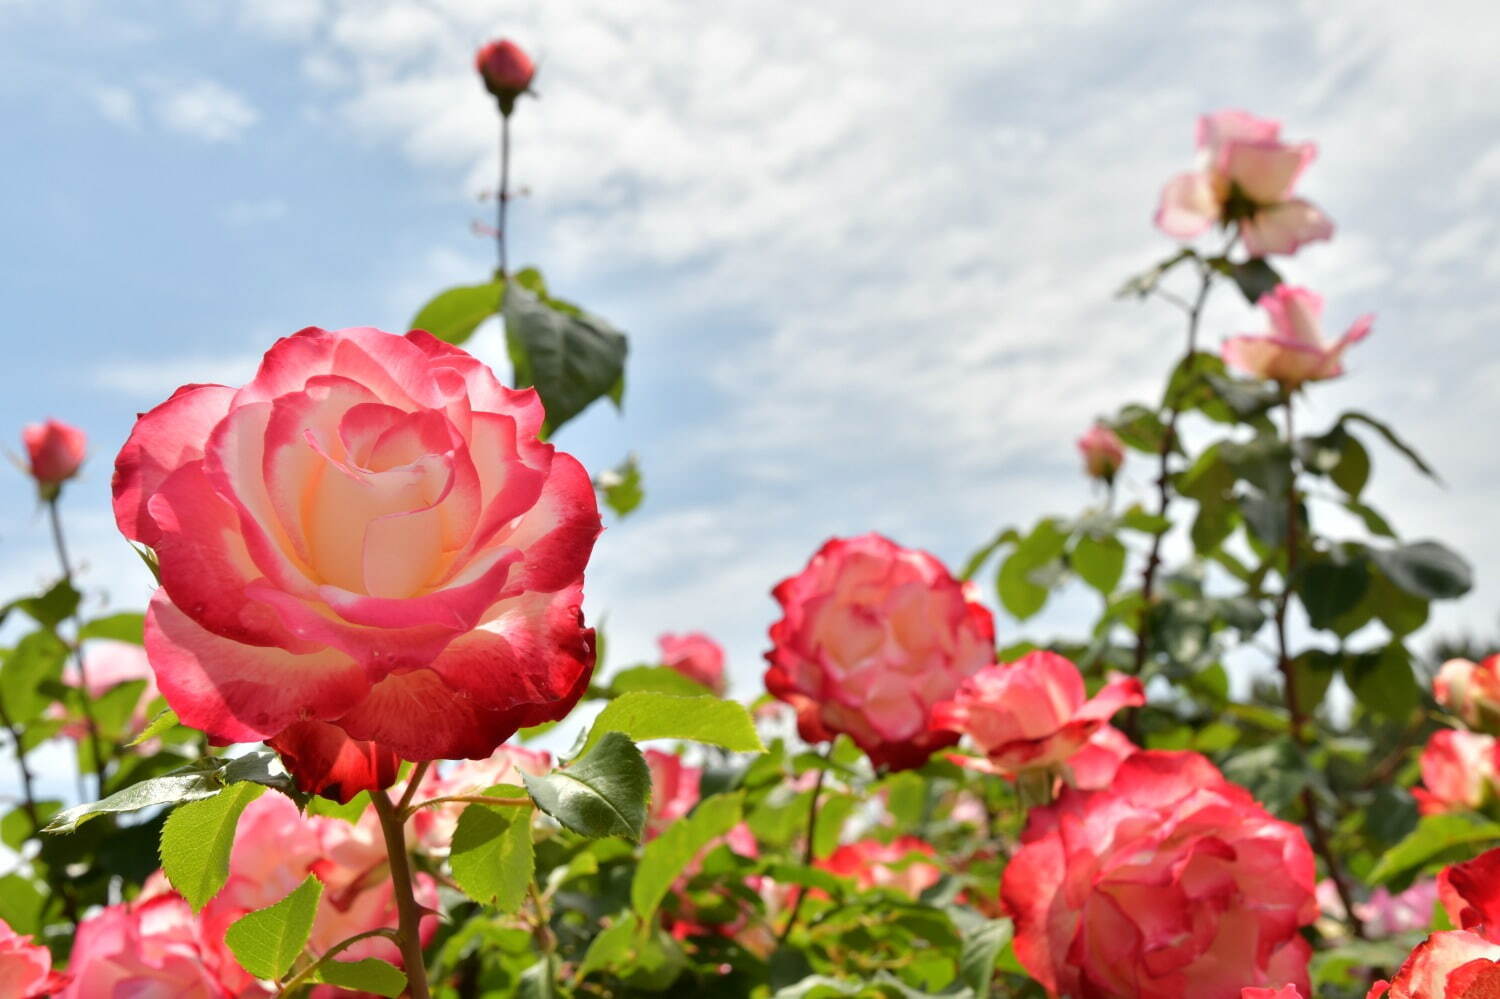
[819,837,942,899]
[1436,655,1500,734]
[765,533,996,771]
[1003,750,1317,998]
[1413,729,1500,815]
[61,894,225,999]
[1222,285,1373,389]
[1368,931,1500,998]
[1076,422,1125,482]
[57,639,160,741]
[1155,109,1333,256]
[658,632,727,695]
[475,38,535,108]
[1066,724,1138,790]
[408,744,551,854]
[112,327,601,802]
[0,919,59,998]
[1243,989,1305,999]
[645,748,701,839]
[931,651,1143,780]
[1319,878,1440,938]
[22,418,86,494]
[1438,847,1500,937]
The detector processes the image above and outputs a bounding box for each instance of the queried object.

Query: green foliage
[607,665,717,698]
[597,452,645,518]
[410,278,504,345]
[1368,814,1500,888]
[311,958,407,997]
[225,874,322,981]
[579,691,764,756]
[160,781,265,911]
[450,791,534,911]
[505,268,628,435]
[523,731,651,841]
[632,791,744,919]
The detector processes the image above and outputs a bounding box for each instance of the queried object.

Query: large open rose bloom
[1222,285,1373,389]
[765,533,996,770]
[931,651,1143,779]
[1437,655,1500,735]
[1369,932,1500,998]
[60,893,225,999]
[113,327,601,800]
[1002,750,1317,998]
[1155,109,1333,257]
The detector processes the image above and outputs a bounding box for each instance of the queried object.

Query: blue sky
[2,0,1498,716]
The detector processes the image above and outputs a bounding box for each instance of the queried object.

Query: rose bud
[1156,109,1334,257]
[22,418,86,498]
[475,38,535,114]
[1075,422,1125,483]
[659,632,727,695]
[764,533,996,771]
[1436,655,1500,734]
[1369,931,1500,998]
[112,327,601,802]
[1003,750,1318,997]
[1222,285,1372,389]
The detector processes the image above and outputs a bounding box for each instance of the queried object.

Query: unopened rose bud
[1076,422,1125,482]
[475,38,535,115]
[22,419,86,498]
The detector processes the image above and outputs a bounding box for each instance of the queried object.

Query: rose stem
[373,782,433,999]
[47,497,107,798]
[776,743,832,944]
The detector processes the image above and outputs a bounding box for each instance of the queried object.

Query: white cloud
[155,78,259,142]
[92,352,263,398]
[89,84,139,128]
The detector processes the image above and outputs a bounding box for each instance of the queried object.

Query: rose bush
[112,326,601,800]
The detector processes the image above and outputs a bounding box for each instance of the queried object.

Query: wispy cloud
[155,78,259,143]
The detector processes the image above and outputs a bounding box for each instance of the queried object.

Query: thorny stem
[1274,392,1366,940]
[372,785,432,999]
[776,745,832,944]
[47,498,107,799]
[276,927,401,996]
[396,761,431,815]
[497,112,511,278]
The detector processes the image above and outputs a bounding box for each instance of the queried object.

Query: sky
[2,0,1498,733]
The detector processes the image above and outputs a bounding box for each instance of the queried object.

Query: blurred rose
[645,748,701,839]
[22,418,86,496]
[1066,724,1138,790]
[1155,109,1333,256]
[1439,847,1500,938]
[1243,990,1305,999]
[820,837,942,899]
[658,632,727,695]
[475,38,535,112]
[765,533,996,771]
[1369,931,1500,998]
[113,327,600,801]
[1413,729,1500,815]
[1317,878,1439,939]
[931,651,1143,780]
[56,639,160,743]
[1436,655,1500,734]
[61,894,223,999]
[0,919,59,998]
[1003,750,1316,998]
[1222,285,1372,389]
[1076,422,1125,482]
[408,744,551,854]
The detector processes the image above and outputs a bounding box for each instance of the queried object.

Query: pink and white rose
[658,632,727,695]
[1076,423,1125,482]
[1413,729,1500,816]
[1437,655,1500,735]
[1222,285,1372,389]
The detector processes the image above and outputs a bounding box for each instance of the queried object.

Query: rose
[0,919,58,999]
[931,651,1143,780]
[1243,990,1305,999]
[1221,285,1373,389]
[407,744,551,854]
[1002,750,1317,998]
[1437,656,1500,734]
[475,38,535,113]
[1439,847,1500,938]
[819,837,942,899]
[765,533,996,771]
[56,639,160,743]
[1369,932,1500,998]
[1413,729,1500,815]
[1067,724,1137,790]
[21,418,86,497]
[659,631,727,695]
[1076,422,1125,482]
[112,327,601,801]
[1319,878,1440,939]
[1155,109,1334,257]
[60,894,224,998]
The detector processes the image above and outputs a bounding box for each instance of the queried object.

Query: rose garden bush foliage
[1,39,1496,999]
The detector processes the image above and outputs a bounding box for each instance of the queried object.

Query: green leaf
[0,630,68,724]
[79,612,146,644]
[996,519,1067,620]
[1208,255,1283,304]
[1116,247,1195,300]
[0,875,44,936]
[1220,739,1308,813]
[578,692,764,757]
[522,731,650,841]
[8,580,81,630]
[225,874,322,981]
[1344,643,1420,721]
[1,801,60,848]
[129,707,182,747]
[1110,403,1169,453]
[632,792,744,919]
[1204,373,1281,422]
[1341,411,1440,482]
[518,955,560,998]
[578,913,641,979]
[958,919,1013,996]
[1072,534,1126,595]
[450,794,534,912]
[1371,541,1473,601]
[45,759,227,833]
[958,528,1017,582]
[410,279,504,345]
[504,276,628,435]
[161,782,265,912]
[1368,813,1500,887]
[596,453,644,518]
[311,958,406,997]
[607,665,715,699]
[1298,555,1370,630]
